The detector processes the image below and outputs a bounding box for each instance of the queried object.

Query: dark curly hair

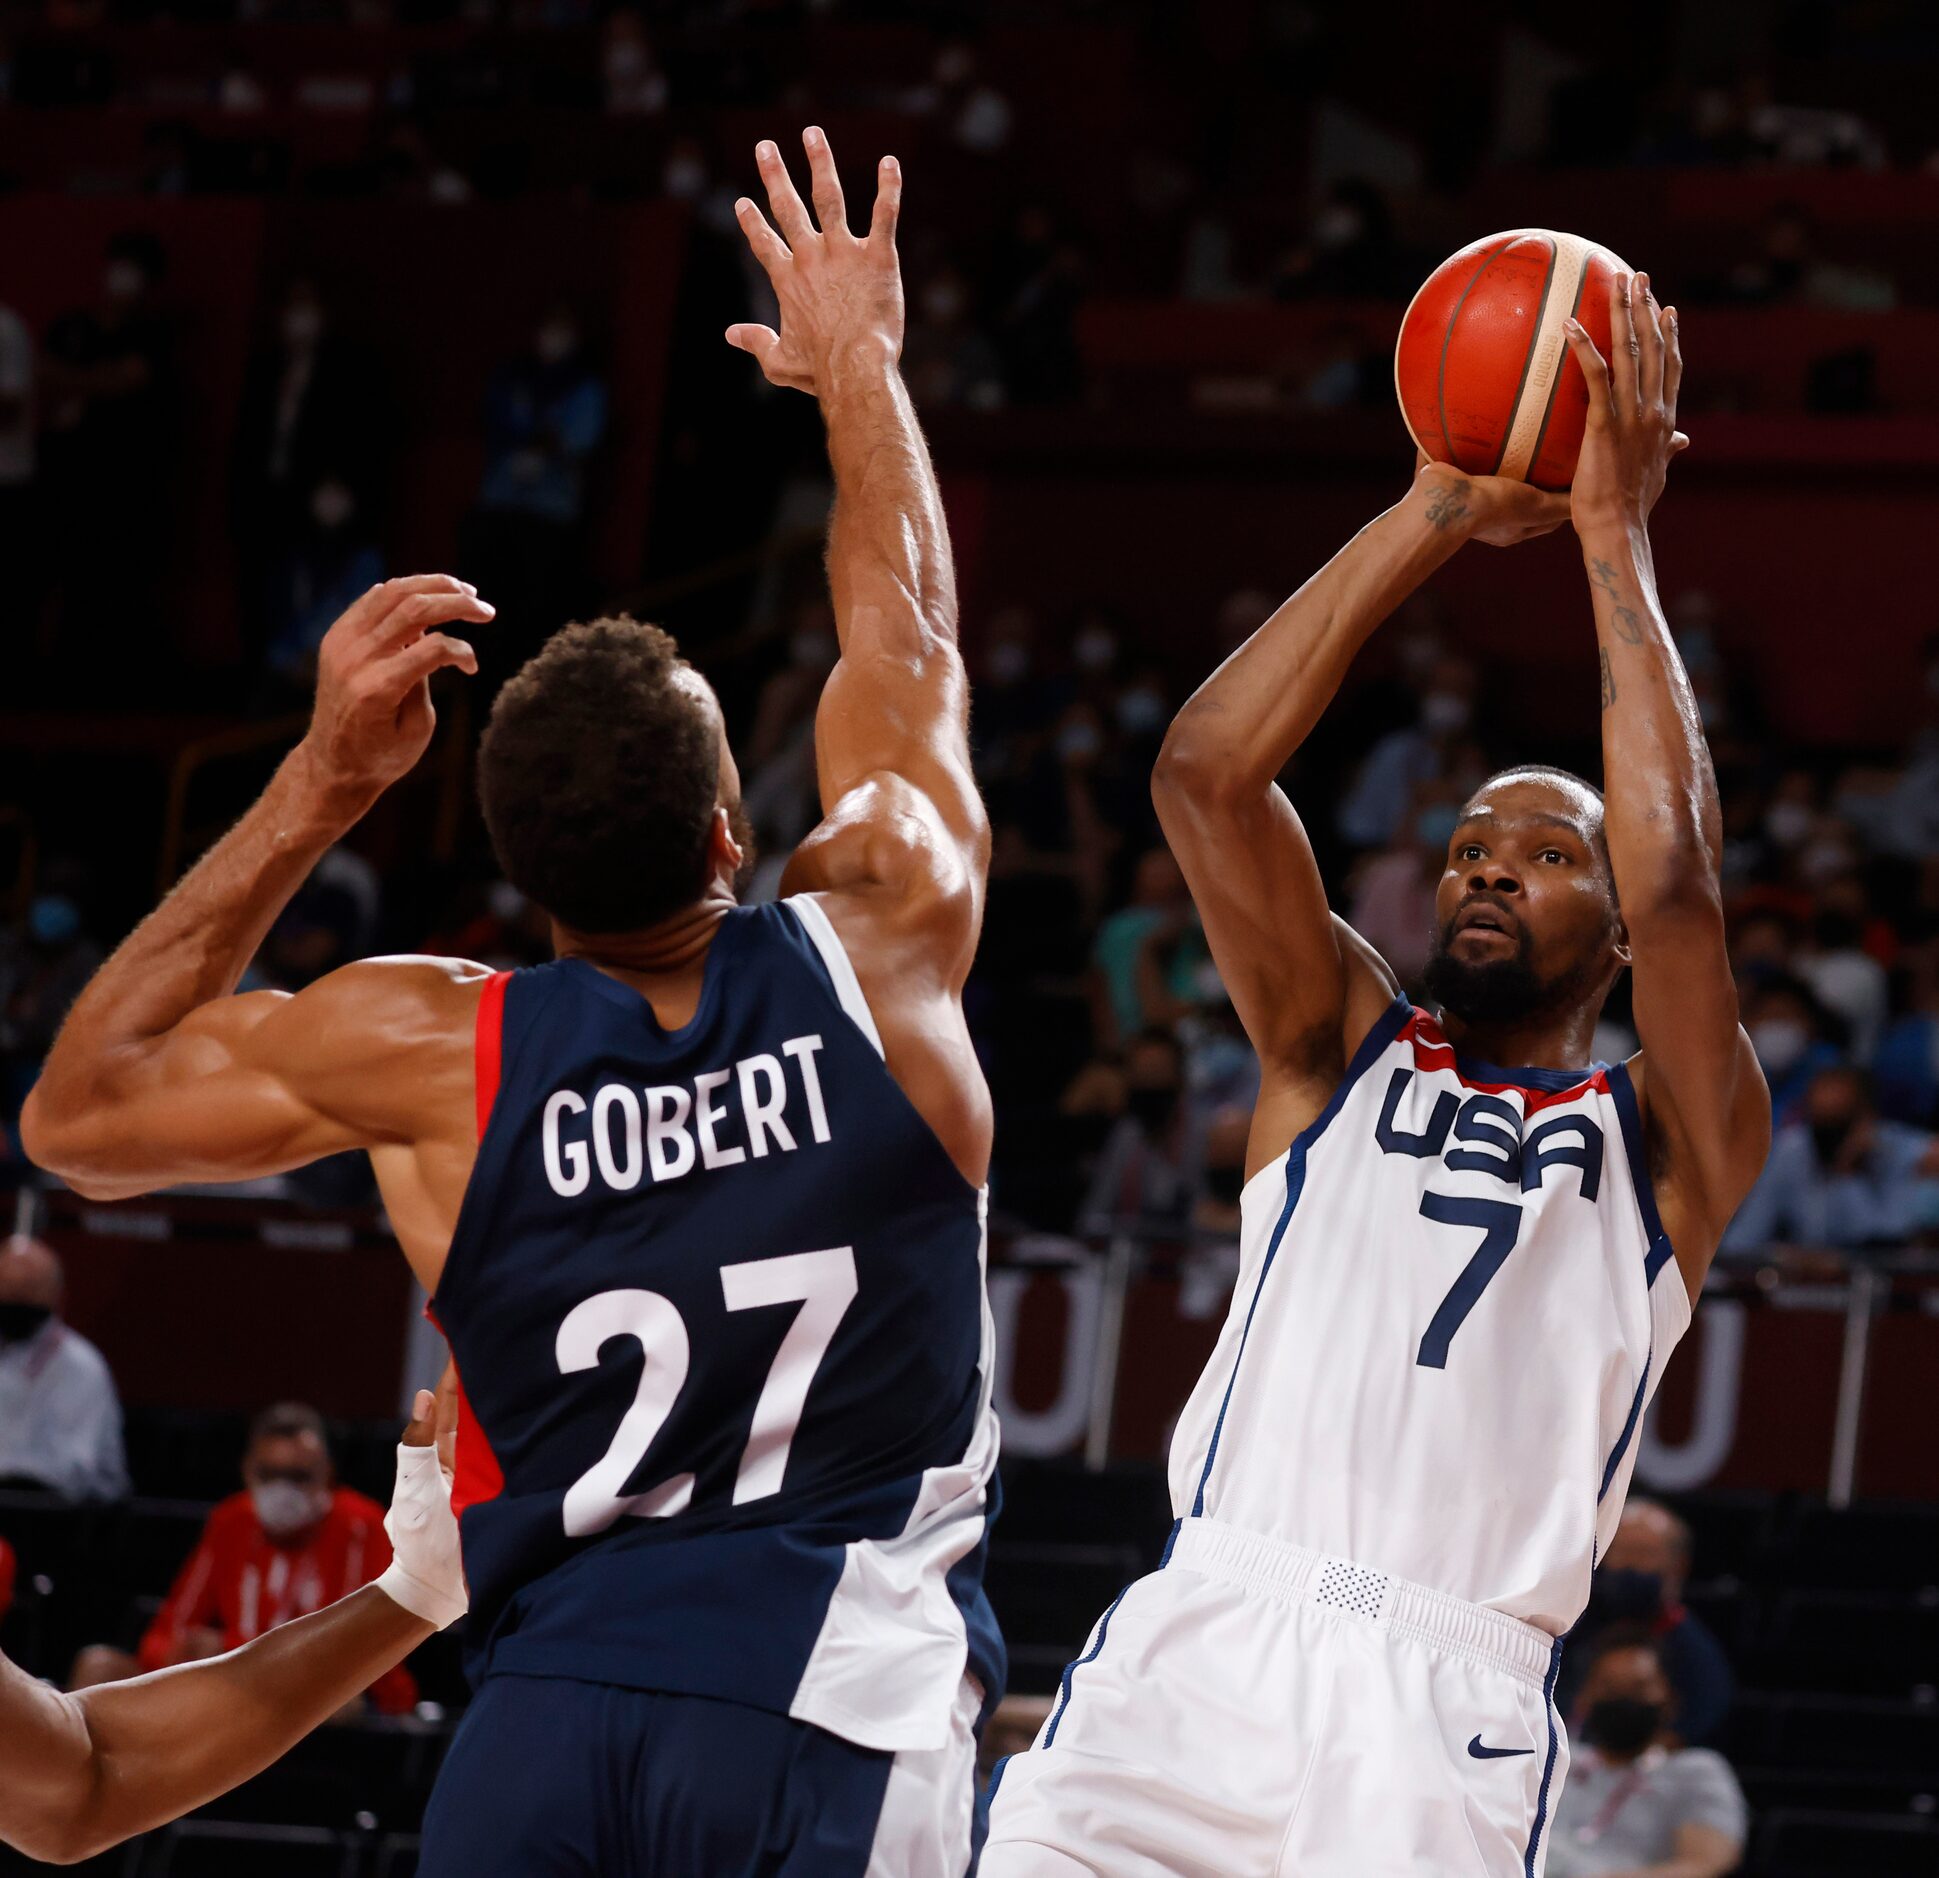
[478,616,721,933]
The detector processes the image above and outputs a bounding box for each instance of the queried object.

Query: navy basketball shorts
[418,1672,983,1877]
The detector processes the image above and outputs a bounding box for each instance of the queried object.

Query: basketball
[1395,230,1632,491]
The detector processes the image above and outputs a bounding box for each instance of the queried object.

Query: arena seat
[1737,1765,1939,1819]
[1747,1588,1939,1698]
[143,1821,360,1877]
[372,1833,421,1878]
[1725,1692,1939,1775]
[1771,1502,1939,1592]
[982,1540,1145,1694]
[1670,1489,1787,1584]
[1751,1807,1939,1878]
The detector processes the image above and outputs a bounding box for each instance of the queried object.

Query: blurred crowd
[6,570,1937,1276]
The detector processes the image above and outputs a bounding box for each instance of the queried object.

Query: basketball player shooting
[25,129,1001,1877]
[983,281,1770,1875]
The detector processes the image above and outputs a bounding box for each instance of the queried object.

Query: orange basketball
[1394,230,1630,492]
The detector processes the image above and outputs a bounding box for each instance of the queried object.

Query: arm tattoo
[1599,647,1617,711]
[1588,557,1645,643]
[1424,479,1471,532]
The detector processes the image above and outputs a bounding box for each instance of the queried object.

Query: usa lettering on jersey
[541,1033,832,1196]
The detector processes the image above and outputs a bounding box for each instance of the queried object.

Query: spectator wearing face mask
[1723,1063,1939,1255]
[1565,1500,1733,1747]
[1874,936,1939,1127]
[233,280,386,653]
[1335,656,1479,851]
[0,1236,127,1503]
[1547,1631,1748,1878]
[1078,1028,1204,1241]
[1737,971,1841,1126]
[73,1403,415,1715]
[1091,848,1208,1051]
[263,472,384,689]
[902,264,1005,412]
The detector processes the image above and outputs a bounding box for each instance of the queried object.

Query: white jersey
[1169,995,1692,1635]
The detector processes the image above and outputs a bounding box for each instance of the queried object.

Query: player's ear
[1610,914,1632,972]
[710,804,745,878]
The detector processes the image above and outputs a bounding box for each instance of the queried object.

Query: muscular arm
[22,579,491,1209]
[727,130,986,942]
[1563,278,1770,1292]
[0,1592,429,1865]
[1153,468,1566,1170]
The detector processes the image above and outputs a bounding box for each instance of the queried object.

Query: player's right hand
[1412,457,1572,549]
[725,127,904,397]
[300,576,494,812]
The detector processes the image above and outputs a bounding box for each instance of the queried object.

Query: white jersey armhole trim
[784,894,886,1059]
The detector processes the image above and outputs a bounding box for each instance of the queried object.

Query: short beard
[1422,944,1549,1026]
[1422,920,1604,1030]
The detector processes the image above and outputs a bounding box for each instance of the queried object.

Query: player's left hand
[378,1373,469,1631]
[300,576,493,813]
[726,127,904,397]
[1561,270,1689,537]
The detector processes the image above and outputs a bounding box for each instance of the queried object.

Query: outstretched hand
[726,127,904,396]
[301,575,492,812]
[1560,269,1689,536]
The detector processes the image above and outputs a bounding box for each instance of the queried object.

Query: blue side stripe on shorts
[1042,1585,1131,1747]
[1187,997,1412,1521]
[1524,1633,1567,1876]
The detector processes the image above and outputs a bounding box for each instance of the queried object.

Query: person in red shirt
[74,1401,416,1715]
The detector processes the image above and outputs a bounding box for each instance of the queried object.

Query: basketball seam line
[1487,237,1558,478]
[1525,249,1597,486]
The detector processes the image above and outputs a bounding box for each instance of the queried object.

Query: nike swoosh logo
[1468,1735,1535,1760]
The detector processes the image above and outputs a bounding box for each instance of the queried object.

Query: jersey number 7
[1415,1195,1522,1369]
[556,1246,859,1538]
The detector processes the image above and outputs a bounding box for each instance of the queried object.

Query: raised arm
[22,580,490,1239]
[0,1391,464,1867]
[1561,275,1771,1292]
[725,130,985,936]
[1153,468,1566,1168]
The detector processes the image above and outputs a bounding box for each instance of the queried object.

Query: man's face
[245,1432,331,1497]
[1803,1069,1869,1167]
[1423,778,1624,1029]
[1603,1504,1686,1607]
[1580,1644,1673,1715]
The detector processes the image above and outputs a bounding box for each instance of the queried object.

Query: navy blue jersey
[433,897,1003,1752]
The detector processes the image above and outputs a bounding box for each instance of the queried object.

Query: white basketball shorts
[982,1517,1569,1877]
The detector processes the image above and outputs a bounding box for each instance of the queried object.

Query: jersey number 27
[556,1246,858,1538]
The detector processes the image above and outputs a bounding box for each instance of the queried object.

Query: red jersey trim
[446,1360,506,1521]
[475,970,512,1140]
[426,973,512,1526]
[1401,1011,1611,1114]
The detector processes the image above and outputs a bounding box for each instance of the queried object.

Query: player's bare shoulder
[251,953,494,1145]
[784,772,984,973]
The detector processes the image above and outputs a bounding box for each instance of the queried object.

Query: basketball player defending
[984,281,1769,1875]
[26,130,1001,1876]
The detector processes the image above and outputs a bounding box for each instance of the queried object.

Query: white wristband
[376,1440,468,1631]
